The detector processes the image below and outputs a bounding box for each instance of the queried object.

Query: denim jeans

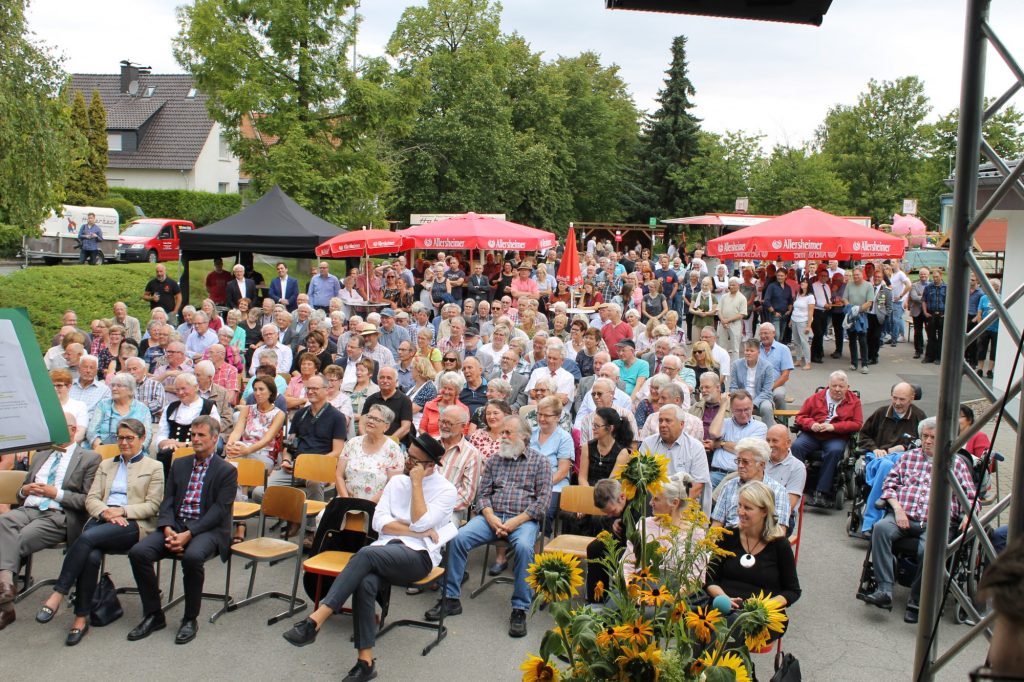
[444,513,539,611]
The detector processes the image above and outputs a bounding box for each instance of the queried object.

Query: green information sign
[649,217,657,226]
[0,308,69,453]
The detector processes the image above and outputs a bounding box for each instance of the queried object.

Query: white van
[22,205,120,265]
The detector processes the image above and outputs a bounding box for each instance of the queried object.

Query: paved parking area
[1,337,1009,680]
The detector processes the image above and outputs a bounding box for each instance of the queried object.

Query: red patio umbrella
[315,229,412,300]
[707,206,906,260]
[397,213,557,251]
[315,229,411,259]
[557,224,582,287]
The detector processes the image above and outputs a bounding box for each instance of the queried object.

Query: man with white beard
[425,415,551,640]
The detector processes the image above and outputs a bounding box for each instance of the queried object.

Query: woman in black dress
[705,480,801,643]
[579,407,633,486]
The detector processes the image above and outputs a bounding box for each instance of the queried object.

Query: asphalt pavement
[0,334,1009,681]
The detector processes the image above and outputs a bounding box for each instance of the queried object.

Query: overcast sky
[25,0,1024,149]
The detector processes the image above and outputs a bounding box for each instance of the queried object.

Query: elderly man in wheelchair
[857,417,977,624]
[790,371,863,509]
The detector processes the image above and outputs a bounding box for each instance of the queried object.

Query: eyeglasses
[365,414,387,425]
[444,357,458,362]
[592,422,607,430]
[406,454,434,466]
[116,435,138,442]
[538,412,560,419]
[694,350,704,354]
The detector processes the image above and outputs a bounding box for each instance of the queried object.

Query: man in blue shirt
[921,268,947,364]
[757,322,794,421]
[77,212,104,265]
[307,262,342,311]
[761,269,794,340]
[964,272,984,371]
[708,390,768,489]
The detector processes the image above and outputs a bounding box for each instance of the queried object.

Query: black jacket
[157,454,237,560]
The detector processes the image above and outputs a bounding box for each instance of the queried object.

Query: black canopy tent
[177,185,345,304]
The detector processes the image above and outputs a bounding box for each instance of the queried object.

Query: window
[107,133,123,152]
[143,86,156,98]
[218,134,231,159]
[186,87,197,98]
[218,182,229,194]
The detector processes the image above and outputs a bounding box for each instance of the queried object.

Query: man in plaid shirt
[859,417,976,623]
[425,414,551,639]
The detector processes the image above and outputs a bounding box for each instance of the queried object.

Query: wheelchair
[792,387,861,511]
[855,532,921,610]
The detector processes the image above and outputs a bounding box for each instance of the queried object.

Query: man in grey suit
[488,349,528,411]
[729,339,779,424]
[0,412,100,630]
[640,337,673,377]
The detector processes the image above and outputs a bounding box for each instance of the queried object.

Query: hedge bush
[113,188,241,227]
[0,263,158,348]
[94,197,139,226]
[0,224,24,258]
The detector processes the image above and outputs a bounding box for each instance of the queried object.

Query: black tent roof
[180,186,345,259]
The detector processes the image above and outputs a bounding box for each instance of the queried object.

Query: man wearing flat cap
[282,433,457,682]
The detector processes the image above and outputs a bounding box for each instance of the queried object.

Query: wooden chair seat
[413,566,445,586]
[544,535,592,559]
[303,550,354,577]
[305,500,327,517]
[233,537,299,561]
[94,444,121,460]
[233,501,261,520]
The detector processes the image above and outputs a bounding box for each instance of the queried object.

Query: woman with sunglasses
[435,352,463,390]
[686,340,721,387]
[579,407,633,487]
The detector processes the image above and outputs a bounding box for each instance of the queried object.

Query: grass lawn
[0,255,326,348]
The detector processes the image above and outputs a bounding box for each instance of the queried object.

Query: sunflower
[616,448,671,499]
[684,605,723,644]
[593,580,605,602]
[525,551,585,603]
[698,650,751,682]
[521,654,561,682]
[670,601,688,623]
[613,616,654,646]
[596,530,613,544]
[739,591,788,650]
[638,585,674,608]
[614,641,663,668]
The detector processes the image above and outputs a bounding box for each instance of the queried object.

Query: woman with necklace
[704,481,800,641]
[578,407,632,487]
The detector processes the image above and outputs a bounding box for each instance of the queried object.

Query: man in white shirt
[699,326,731,385]
[640,404,710,513]
[575,361,631,420]
[766,424,807,531]
[826,259,845,280]
[184,312,218,361]
[248,325,293,376]
[810,268,833,364]
[888,260,912,346]
[282,433,457,681]
[525,343,575,404]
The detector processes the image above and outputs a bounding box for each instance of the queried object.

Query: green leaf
[704,666,739,682]
[539,628,566,661]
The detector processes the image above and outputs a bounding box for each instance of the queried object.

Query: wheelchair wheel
[834,485,846,510]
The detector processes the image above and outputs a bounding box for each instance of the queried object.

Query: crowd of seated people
[4,247,1009,680]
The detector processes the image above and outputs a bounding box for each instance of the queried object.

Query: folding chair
[208,486,308,625]
[94,444,121,460]
[232,459,267,526]
[0,470,65,603]
[377,545,450,656]
[303,510,371,608]
[172,446,195,460]
[542,485,606,593]
[292,453,338,521]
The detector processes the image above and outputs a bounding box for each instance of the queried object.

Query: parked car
[22,205,120,265]
[116,218,196,263]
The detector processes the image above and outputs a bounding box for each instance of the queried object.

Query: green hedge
[93,197,139,226]
[0,263,159,348]
[113,188,241,227]
[0,224,23,258]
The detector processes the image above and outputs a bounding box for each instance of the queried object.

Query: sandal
[232,524,247,545]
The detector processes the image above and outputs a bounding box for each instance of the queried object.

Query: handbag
[771,650,801,682]
[90,572,124,626]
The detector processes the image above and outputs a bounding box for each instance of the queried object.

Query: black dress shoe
[860,590,893,610]
[913,353,922,359]
[127,613,166,641]
[424,597,462,622]
[282,617,319,647]
[342,659,377,682]
[830,352,842,359]
[904,605,919,624]
[65,622,89,646]
[175,618,198,645]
